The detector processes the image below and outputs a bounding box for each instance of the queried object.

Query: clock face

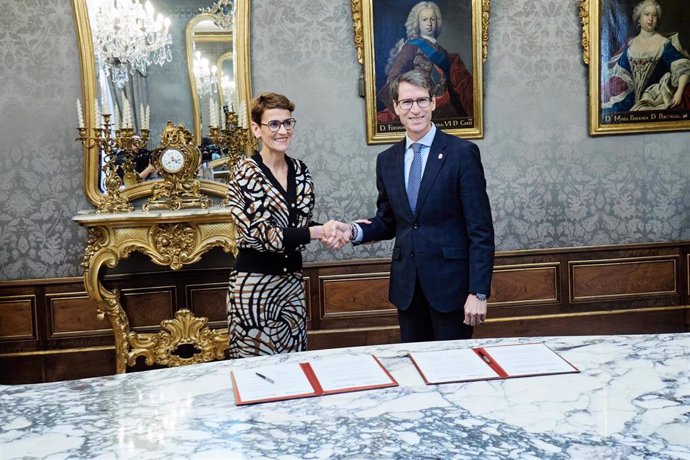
[160,149,185,173]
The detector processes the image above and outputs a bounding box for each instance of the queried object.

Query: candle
[139,103,145,131]
[233,92,240,119]
[76,99,84,129]
[240,100,247,129]
[100,93,107,115]
[145,104,150,130]
[113,106,120,130]
[212,98,219,128]
[122,97,132,129]
[94,99,101,127]
[209,99,215,128]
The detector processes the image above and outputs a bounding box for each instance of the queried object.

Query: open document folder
[231,354,398,405]
[409,342,579,385]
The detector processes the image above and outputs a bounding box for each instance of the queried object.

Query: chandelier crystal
[90,0,173,87]
[193,51,218,97]
[199,0,235,30]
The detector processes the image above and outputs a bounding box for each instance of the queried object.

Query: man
[328,69,493,342]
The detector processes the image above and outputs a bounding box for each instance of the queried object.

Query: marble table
[1,334,689,459]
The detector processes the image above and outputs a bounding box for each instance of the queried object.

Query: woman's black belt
[234,248,303,275]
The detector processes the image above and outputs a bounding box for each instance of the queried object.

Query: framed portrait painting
[352,0,490,144]
[581,0,690,135]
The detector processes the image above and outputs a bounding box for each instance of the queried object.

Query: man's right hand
[322,220,351,250]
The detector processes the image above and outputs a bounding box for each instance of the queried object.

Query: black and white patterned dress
[225,152,315,358]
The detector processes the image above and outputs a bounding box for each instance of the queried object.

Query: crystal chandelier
[193,51,218,97]
[221,75,235,109]
[90,0,173,87]
[200,0,234,31]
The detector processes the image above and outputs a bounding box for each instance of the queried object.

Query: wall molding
[1,240,688,383]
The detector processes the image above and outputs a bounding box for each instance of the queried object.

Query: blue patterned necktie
[407,143,422,213]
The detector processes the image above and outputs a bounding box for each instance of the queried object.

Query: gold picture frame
[581,0,690,136]
[352,0,490,144]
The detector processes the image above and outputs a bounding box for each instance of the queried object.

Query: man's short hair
[389,69,434,102]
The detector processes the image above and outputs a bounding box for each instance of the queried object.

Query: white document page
[308,355,396,392]
[409,348,499,383]
[482,343,577,377]
[232,363,316,402]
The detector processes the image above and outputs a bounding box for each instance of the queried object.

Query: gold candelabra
[208,107,254,174]
[77,115,151,213]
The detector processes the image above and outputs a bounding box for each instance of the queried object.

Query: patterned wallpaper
[0,0,87,279]
[0,0,688,280]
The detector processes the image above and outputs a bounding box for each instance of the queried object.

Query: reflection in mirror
[73,0,252,205]
[187,14,233,144]
[90,0,172,88]
[87,0,172,193]
[218,52,235,110]
[187,11,253,181]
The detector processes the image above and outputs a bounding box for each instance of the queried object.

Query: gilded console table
[73,208,236,373]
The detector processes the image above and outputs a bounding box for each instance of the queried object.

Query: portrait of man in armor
[362,0,483,142]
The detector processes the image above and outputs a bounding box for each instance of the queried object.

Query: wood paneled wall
[1,242,688,383]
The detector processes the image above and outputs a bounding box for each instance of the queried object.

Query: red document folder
[231,354,398,405]
[409,342,579,385]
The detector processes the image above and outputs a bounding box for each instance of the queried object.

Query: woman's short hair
[390,69,434,102]
[632,0,662,27]
[405,1,443,39]
[250,92,295,124]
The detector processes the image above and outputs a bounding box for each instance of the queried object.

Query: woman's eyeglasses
[260,118,297,132]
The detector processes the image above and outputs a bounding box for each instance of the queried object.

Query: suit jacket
[358,129,494,313]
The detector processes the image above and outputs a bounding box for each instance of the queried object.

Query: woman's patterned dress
[225,152,315,358]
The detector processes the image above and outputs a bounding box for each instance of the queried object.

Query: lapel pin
[438,153,443,160]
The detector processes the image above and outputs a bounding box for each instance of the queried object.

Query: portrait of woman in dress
[225,92,333,358]
[602,0,690,114]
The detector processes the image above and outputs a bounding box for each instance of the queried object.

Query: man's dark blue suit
[358,129,494,314]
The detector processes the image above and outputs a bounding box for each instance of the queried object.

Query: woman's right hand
[321,220,350,250]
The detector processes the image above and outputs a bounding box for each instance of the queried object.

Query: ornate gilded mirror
[73,0,252,205]
[187,13,231,146]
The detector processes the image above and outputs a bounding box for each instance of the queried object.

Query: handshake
[318,219,370,250]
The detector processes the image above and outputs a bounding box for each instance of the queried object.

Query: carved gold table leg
[82,228,132,374]
[76,214,236,374]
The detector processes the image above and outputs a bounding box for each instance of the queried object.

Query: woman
[225,92,328,358]
[603,0,690,114]
[377,1,473,122]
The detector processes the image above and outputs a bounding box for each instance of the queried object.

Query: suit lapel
[414,131,448,216]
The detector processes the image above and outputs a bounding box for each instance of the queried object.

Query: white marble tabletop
[1,334,689,459]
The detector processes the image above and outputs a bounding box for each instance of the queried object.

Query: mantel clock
[144,122,213,211]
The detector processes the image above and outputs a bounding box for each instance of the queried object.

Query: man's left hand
[463,294,487,326]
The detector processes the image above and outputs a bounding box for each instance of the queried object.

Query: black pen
[255,372,275,384]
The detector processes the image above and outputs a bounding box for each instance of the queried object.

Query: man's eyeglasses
[395,97,432,110]
[260,118,297,132]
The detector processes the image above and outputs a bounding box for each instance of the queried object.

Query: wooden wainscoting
[1,241,688,383]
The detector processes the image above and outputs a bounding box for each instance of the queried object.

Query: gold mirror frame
[72,0,252,205]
